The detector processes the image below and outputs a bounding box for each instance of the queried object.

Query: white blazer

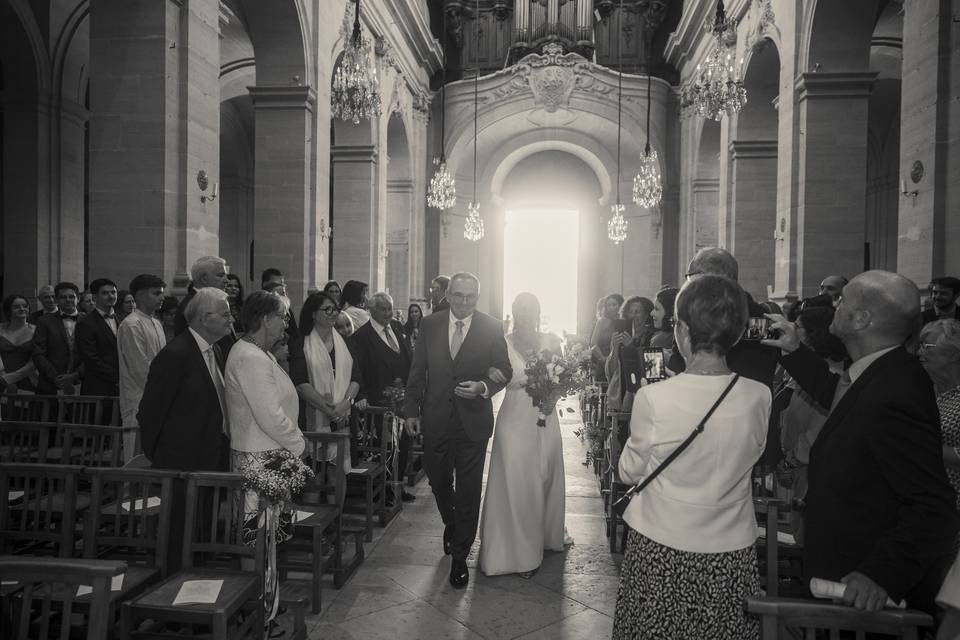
[225,340,304,456]
[619,372,770,553]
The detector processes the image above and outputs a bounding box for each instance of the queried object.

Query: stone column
[691,177,719,251]
[248,86,317,306]
[89,0,220,292]
[792,72,876,297]
[330,144,379,285]
[728,139,777,299]
[386,178,414,306]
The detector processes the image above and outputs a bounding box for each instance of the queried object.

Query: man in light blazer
[404,272,512,588]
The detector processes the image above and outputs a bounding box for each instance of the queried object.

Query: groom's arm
[481,323,512,397]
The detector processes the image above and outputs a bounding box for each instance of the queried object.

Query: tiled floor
[290,401,620,639]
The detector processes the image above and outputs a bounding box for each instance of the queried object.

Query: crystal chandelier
[679,0,746,121]
[464,201,484,241]
[608,203,628,244]
[427,7,456,211]
[632,54,663,209]
[464,0,484,242]
[331,0,381,124]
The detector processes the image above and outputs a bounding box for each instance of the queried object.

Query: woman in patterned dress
[613,275,769,640]
[917,319,960,528]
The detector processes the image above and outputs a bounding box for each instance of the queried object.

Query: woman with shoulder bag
[612,274,771,640]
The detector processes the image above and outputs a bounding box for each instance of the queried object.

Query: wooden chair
[0,463,84,557]
[0,555,127,640]
[745,596,934,639]
[58,395,121,426]
[405,432,426,486]
[754,497,804,598]
[120,472,264,640]
[54,424,123,467]
[602,412,630,554]
[344,407,398,540]
[0,421,56,463]
[1,395,57,423]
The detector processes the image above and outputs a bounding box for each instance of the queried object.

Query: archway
[693,119,720,255]
[386,111,413,309]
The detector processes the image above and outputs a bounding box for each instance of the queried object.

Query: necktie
[384,326,399,353]
[205,346,228,434]
[830,369,852,412]
[450,321,465,359]
[103,313,117,335]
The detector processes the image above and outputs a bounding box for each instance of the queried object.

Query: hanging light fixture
[679,0,746,121]
[464,0,484,242]
[332,0,382,124]
[427,6,456,212]
[632,38,662,209]
[607,0,628,245]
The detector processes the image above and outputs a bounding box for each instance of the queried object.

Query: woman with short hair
[613,275,769,640]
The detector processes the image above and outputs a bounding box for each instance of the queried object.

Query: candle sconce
[198,170,218,203]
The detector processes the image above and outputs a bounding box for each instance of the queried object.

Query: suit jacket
[780,344,959,611]
[75,311,120,396]
[173,289,236,368]
[138,330,229,472]
[32,313,82,393]
[351,319,412,405]
[432,298,449,313]
[403,310,512,442]
[921,306,960,327]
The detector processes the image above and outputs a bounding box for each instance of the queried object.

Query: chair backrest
[83,467,178,578]
[56,424,122,467]
[0,463,83,557]
[58,396,121,426]
[0,555,126,640]
[181,472,265,574]
[745,596,934,640]
[302,431,349,506]
[351,406,397,455]
[0,421,57,463]
[3,395,57,422]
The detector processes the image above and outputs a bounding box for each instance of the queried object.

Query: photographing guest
[322,280,342,303]
[340,280,370,329]
[614,275,769,640]
[115,290,136,323]
[649,287,679,349]
[404,303,424,349]
[605,296,654,414]
[590,293,624,380]
[224,273,245,333]
[0,294,38,394]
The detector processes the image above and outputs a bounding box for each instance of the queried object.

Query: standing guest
[352,292,417,502]
[649,287,679,349]
[429,276,450,313]
[32,282,82,394]
[292,292,361,493]
[323,280,342,303]
[261,267,285,289]
[77,291,96,316]
[225,290,305,628]
[614,275,769,640]
[767,271,959,612]
[589,293,624,380]
[115,290,136,323]
[173,255,229,336]
[262,272,304,376]
[404,303,424,350]
[159,296,179,344]
[139,287,233,571]
[917,319,960,534]
[75,278,120,398]
[922,277,960,326]
[605,296,653,414]
[0,295,38,393]
[29,285,58,323]
[340,280,371,329]
[818,275,848,304]
[224,273,245,333]
[117,274,167,461]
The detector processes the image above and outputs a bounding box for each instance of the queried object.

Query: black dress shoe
[401,491,416,502]
[449,559,469,588]
[443,524,454,556]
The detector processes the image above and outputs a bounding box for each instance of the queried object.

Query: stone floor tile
[531,572,621,616]
[512,607,614,639]
[308,600,484,640]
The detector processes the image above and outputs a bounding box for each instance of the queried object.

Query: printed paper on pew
[120,496,161,512]
[173,579,223,605]
[294,510,315,523]
[7,490,24,502]
[76,573,124,597]
[756,529,796,545]
[809,578,905,609]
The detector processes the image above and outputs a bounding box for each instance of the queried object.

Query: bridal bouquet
[523,345,587,427]
[240,449,315,508]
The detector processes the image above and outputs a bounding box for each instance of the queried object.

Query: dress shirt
[96,307,118,335]
[60,312,79,342]
[189,328,227,427]
[370,318,401,352]
[847,345,898,384]
[118,309,166,427]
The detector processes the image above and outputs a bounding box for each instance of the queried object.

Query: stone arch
[236,0,309,85]
[385,110,414,308]
[802,0,882,73]
[692,119,720,255]
[220,97,255,286]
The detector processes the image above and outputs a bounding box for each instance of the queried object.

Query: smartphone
[612,319,631,335]
[642,348,667,382]
[745,317,777,341]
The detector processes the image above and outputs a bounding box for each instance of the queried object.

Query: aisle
[303,400,621,639]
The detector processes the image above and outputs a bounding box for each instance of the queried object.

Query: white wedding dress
[478,333,568,576]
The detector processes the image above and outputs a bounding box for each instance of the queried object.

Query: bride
[479,292,570,577]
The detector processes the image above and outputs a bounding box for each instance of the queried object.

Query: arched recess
[693,119,720,254]
[803,0,882,72]
[220,97,255,287]
[386,111,413,309]
[865,1,902,271]
[728,39,780,299]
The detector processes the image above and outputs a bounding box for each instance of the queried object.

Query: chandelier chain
[464,0,485,242]
[427,3,456,210]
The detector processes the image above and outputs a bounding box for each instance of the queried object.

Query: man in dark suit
[75,278,120,397]
[767,270,959,613]
[174,256,235,369]
[352,292,416,502]
[429,275,450,313]
[404,272,512,588]
[139,287,234,571]
[32,282,83,394]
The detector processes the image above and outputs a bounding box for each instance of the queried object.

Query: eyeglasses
[918,342,940,353]
[684,271,702,279]
[318,306,339,315]
[449,293,478,303]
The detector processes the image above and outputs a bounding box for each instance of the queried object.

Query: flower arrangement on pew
[240,449,315,508]
[522,344,588,427]
[381,380,406,414]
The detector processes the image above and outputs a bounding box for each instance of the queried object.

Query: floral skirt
[612,529,760,640]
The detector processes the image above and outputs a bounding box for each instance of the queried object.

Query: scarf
[303,328,352,431]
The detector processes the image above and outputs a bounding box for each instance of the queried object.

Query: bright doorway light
[503,208,579,336]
